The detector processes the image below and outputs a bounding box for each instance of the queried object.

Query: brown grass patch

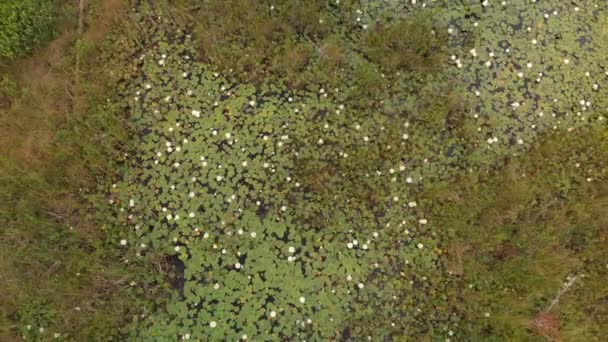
[531,311,560,340]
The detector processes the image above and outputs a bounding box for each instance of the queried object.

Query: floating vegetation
[105,1,607,339]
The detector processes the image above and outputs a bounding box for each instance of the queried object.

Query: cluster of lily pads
[109,1,607,340]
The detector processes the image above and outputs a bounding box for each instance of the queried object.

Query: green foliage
[0,0,56,59]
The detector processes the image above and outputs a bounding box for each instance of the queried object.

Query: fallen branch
[546,274,579,312]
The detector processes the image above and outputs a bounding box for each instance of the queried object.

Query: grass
[161,0,448,90]
[0,0,168,340]
[361,14,448,73]
[425,126,608,340]
[187,0,324,85]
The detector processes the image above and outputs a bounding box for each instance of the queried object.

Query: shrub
[0,0,56,59]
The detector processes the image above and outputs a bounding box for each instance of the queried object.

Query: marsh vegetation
[1,0,606,341]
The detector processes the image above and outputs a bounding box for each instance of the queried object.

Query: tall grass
[425,126,608,340]
[0,1,164,340]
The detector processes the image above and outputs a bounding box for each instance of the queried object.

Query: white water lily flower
[191,110,201,117]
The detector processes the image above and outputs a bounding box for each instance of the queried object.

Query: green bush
[0,0,55,59]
